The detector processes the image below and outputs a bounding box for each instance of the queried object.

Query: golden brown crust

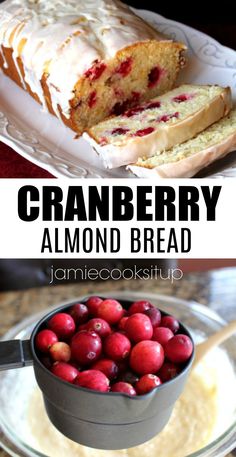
[0,44,78,131]
[1,45,41,103]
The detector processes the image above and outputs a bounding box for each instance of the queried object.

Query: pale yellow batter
[28,364,219,457]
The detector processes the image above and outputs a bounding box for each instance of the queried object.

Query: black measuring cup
[0,297,194,450]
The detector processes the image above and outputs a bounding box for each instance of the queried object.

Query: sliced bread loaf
[0,0,186,135]
[128,109,236,178]
[84,84,232,168]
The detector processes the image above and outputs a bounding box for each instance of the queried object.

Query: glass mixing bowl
[0,291,236,457]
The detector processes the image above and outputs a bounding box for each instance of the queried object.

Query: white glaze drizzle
[0,47,8,68]
[0,0,167,119]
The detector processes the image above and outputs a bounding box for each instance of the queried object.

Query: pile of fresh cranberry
[35,297,193,396]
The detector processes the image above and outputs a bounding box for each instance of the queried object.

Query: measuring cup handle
[0,339,33,370]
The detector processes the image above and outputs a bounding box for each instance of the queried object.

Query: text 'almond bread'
[128,109,236,178]
[0,0,186,135]
[84,84,232,168]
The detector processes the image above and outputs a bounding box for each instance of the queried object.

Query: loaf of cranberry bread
[0,0,186,135]
[84,84,232,168]
[128,109,236,178]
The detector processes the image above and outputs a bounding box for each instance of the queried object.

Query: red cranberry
[128,300,153,315]
[136,374,162,395]
[86,296,103,316]
[157,112,179,123]
[118,316,129,331]
[165,334,193,363]
[125,313,153,342]
[125,101,161,117]
[152,327,174,346]
[35,329,58,353]
[111,382,136,396]
[116,359,129,374]
[158,362,180,382]
[148,66,161,88]
[74,370,109,392]
[146,101,161,109]
[133,127,155,137]
[51,362,79,383]
[145,308,161,327]
[130,340,164,375]
[104,332,131,361]
[78,323,88,332]
[111,127,130,135]
[92,358,119,380]
[85,318,111,338]
[98,299,124,325]
[49,342,71,362]
[112,100,130,115]
[124,106,145,117]
[69,361,82,370]
[70,303,89,324]
[172,93,192,103]
[131,91,140,103]
[47,313,75,339]
[88,90,97,108]
[115,57,133,77]
[85,61,106,81]
[119,370,139,385]
[71,330,102,365]
[161,316,179,334]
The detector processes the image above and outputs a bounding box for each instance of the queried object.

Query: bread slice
[128,109,236,178]
[84,84,232,168]
[0,0,186,135]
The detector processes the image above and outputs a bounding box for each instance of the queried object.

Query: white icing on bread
[0,0,170,118]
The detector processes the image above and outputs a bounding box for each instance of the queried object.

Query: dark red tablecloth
[0,142,54,178]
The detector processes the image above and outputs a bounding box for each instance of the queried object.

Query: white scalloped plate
[0,9,236,178]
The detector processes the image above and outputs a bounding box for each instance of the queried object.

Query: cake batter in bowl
[0,292,236,457]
